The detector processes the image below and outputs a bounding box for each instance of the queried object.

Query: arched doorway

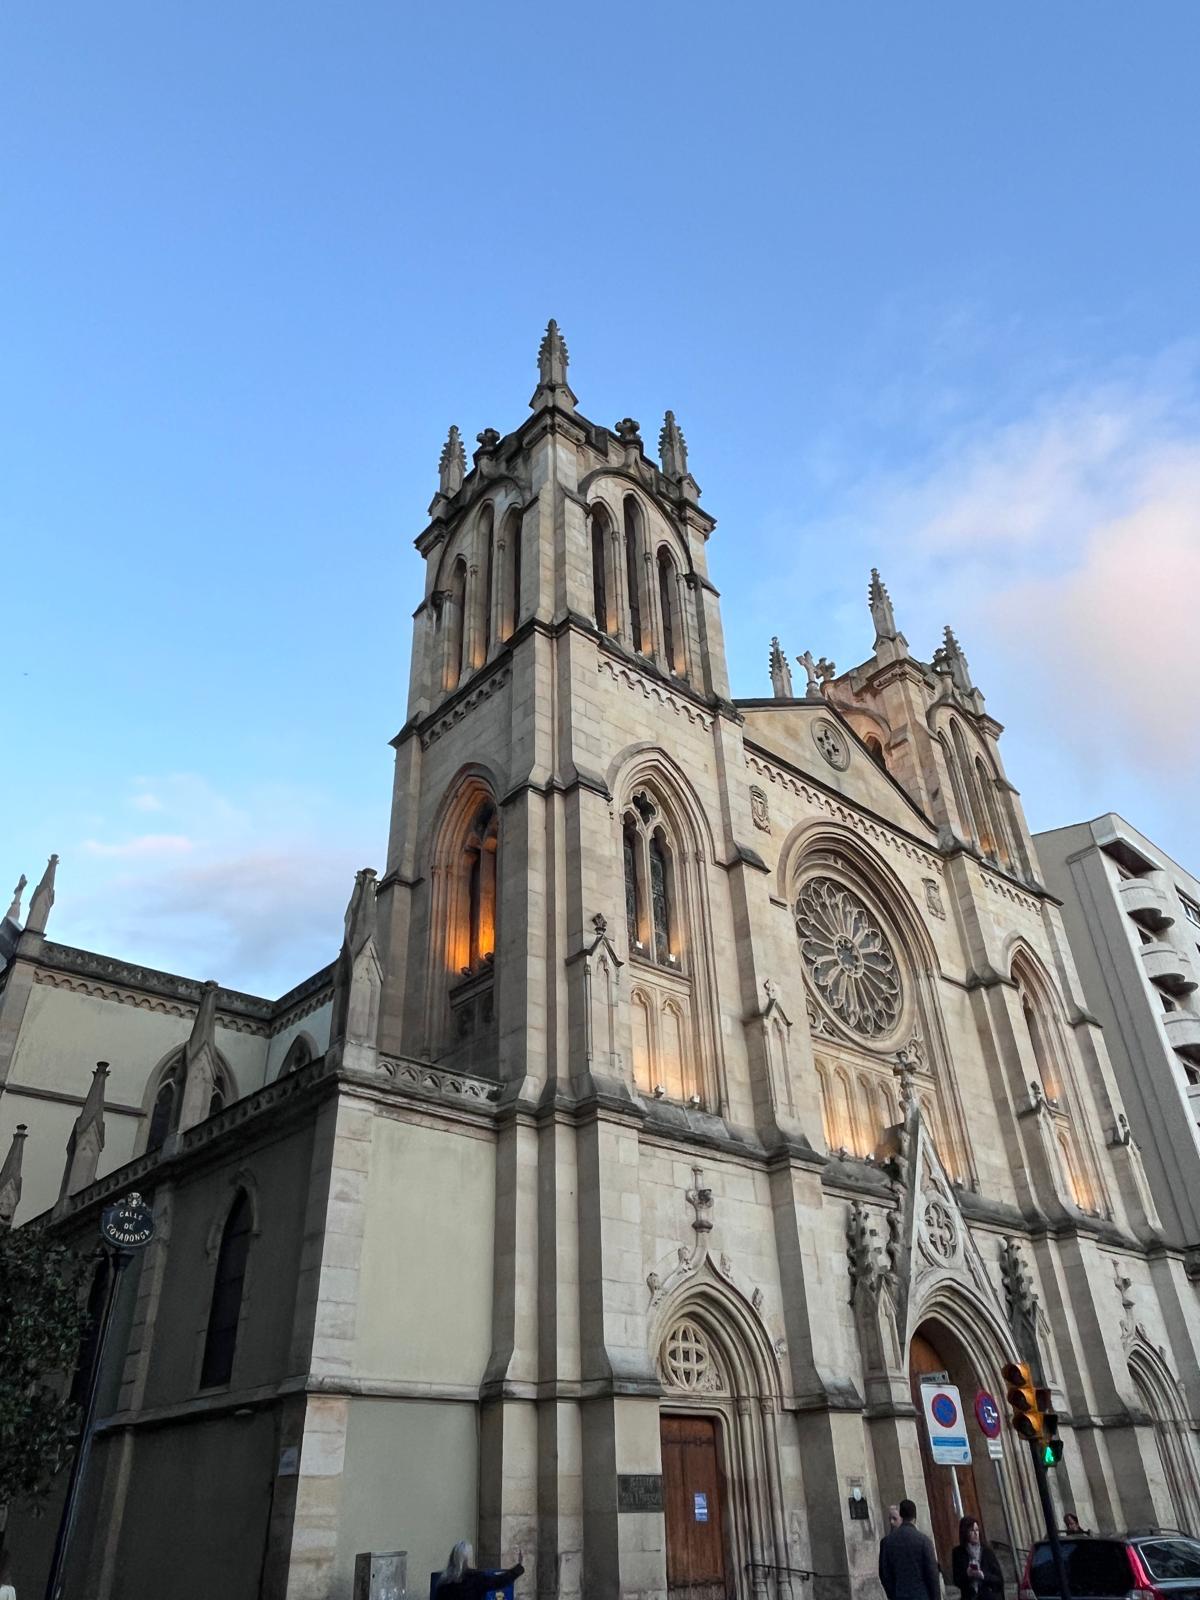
[909,1321,1015,1580]
[1128,1345,1200,1535]
[654,1287,793,1600]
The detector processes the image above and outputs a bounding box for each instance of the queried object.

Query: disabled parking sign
[920,1380,972,1465]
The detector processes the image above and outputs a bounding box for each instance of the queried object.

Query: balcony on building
[1163,1008,1200,1061]
[1142,943,1198,995]
[1120,875,1175,931]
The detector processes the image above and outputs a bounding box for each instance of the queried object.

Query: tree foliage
[0,1227,91,1507]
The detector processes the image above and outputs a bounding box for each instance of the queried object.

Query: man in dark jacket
[879,1500,940,1600]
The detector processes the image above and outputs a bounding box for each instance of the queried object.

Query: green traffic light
[1042,1441,1064,1466]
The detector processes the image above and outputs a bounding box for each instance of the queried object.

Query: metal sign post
[44,1193,155,1600]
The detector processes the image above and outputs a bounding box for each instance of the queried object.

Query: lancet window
[480,504,495,661]
[656,546,686,675]
[147,1052,230,1151]
[623,794,680,969]
[444,557,468,692]
[592,505,612,633]
[505,507,522,639]
[200,1189,252,1389]
[624,496,645,652]
[461,800,498,975]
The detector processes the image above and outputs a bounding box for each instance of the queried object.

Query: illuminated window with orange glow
[460,800,497,974]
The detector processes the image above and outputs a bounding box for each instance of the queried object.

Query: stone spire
[4,874,26,925]
[659,411,688,478]
[933,625,975,698]
[58,1062,109,1204]
[177,980,221,1134]
[529,319,577,412]
[437,425,466,497]
[869,569,898,643]
[658,411,701,501]
[769,637,794,699]
[25,853,58,934]
[0,1123,27,1229]
[330,868,383,1073]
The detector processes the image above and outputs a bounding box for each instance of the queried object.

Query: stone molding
[977,865,1041,915]
[598,656,714,730]
[32,968,271,1037]
[419,667,511,750]
[746,751,943,874]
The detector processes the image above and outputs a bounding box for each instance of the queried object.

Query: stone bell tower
[373,320,734,1092]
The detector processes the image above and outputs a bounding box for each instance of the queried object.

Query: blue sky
[4,3,1198,996]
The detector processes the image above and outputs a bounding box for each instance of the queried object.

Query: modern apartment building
[1036,814,1200,1255]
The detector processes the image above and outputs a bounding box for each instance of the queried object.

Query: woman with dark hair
[952,1516,1004,1600]
[435,1541,524,1600]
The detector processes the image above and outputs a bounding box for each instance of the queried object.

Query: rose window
[795,878,902,1038]
[660,1319,723,1393]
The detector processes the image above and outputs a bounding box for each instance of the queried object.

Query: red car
[1019,1533,1200,1600]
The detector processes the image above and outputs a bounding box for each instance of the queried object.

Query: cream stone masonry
[3,326,1199,1600]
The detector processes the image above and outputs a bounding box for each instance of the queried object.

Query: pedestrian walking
[951,1517,1004,1600]
[435,1540,524,1600]
[1063,1513,1091,1536]
[879,1499,941,1600]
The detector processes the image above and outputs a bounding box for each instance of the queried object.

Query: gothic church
[2,324,1199,1600]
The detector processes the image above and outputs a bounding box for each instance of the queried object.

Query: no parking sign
[920,1380,972,1465]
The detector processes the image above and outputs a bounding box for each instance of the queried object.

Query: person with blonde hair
[436,1540,524,1600]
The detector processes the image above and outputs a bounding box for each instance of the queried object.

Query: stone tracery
[795,877,902,1038]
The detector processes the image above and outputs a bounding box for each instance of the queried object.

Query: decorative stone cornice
[32,967,271,1037]
[597,656,714,730]
[419,667,511,750]
[745,751,943,874]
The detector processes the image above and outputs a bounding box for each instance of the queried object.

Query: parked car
[1020,1533,1200,1600]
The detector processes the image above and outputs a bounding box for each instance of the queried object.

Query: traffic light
[1040,1402,1064,1466]
[1002,1361,1044,1442]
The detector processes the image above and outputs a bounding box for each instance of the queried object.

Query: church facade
[3,325,1200,1600]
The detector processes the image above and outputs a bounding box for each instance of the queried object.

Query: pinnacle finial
[868,568,899,643]
[438,426,466,497]
[530,319,577,411]
[933,625,975,696]
[25,853,58,934]
[659,411,689,480]
[0,1123,28,1229]
[769,637,794,699]
[5,873,27,925]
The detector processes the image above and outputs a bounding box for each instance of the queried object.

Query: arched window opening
[506,509,522,639]
[445,557,468,692]
[624,816,645,952]
[1021,994,1061,1101]
[864,734,887,770]
[950,721,989,852]
[462,800,498,973]
[657,547,684,674]
[279,1036,313,1077]
[200,1189,252,1389]
[592,509,610,633]
[624,497,644,652]
[1129,1351,1200,1534]
[481,505,495,662]
[976,757,1009,865]
[939,732,973,842]
[649,829,674,964]
[147,1052,231,1151]
[147,1066,179,1151]
[1058,1134,1092,1214]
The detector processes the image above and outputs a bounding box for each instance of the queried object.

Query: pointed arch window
[462,800,498,973]
[506,508,522,639]
[624,497,644,652]
[649,829,673,963]
[622,796,680,970]
[592,508,611,633]
[656,546,686,675]
[147,1052,230,1150]
[200,1189,252,1389]
[279,1036,313,1078]
[864,734,887,770]
[481,505,495,661]
[444,557,468,691]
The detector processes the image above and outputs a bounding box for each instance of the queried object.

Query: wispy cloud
[82,833,195,859]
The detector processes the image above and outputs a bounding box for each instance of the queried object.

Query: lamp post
[44,1193,155,1600]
